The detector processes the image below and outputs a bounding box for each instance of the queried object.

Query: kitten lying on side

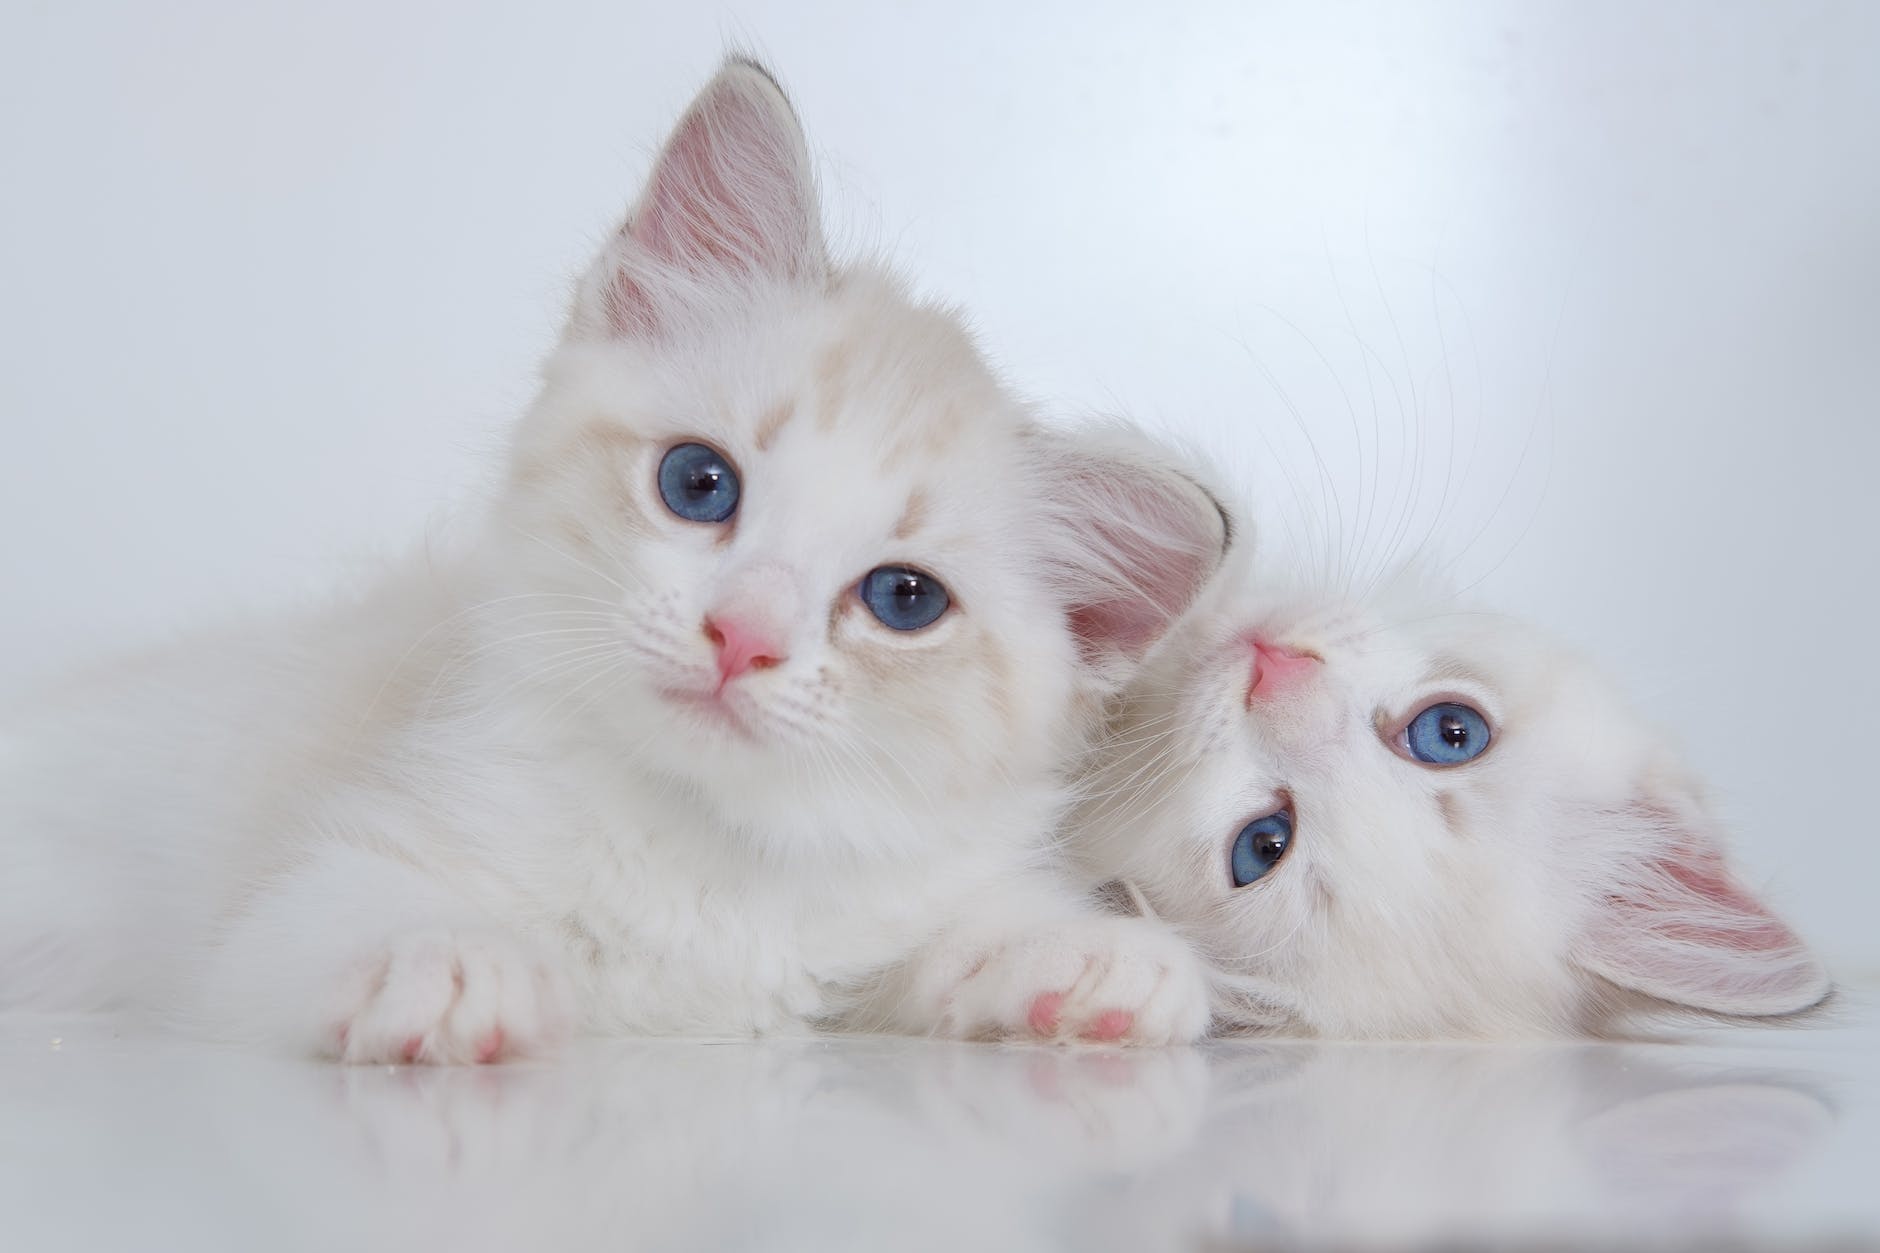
[0,60,1226,1061]
[1071,549,1830,1038]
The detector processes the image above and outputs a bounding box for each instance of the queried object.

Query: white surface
[1,4,1875,973]
[4,13,1875,1247]
[4,1001,1879,1251]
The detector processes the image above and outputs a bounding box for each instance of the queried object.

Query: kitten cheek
[832,623,1018,742]
[513,420,655,502]
[832,629,947,691]
[830,594,966,658]
[504,477,662,576]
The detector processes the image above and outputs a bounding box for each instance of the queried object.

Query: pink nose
[1246,637,1319,704]
[703,615,786,687]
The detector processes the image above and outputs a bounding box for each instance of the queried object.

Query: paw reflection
[173,1035,1835,1250]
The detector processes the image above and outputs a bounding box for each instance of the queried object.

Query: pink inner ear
[1066,531,1193,661]
[1069,601,1157,662]
[1647,845,1802,954]
[1064,476,1223,666]
[611,273,661,340]
[1575,806,1828,1017]
[607,68,818,337]
[635,95,791,274]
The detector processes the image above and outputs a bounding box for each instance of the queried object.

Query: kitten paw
[936,917,1211,1046]
[330,930,575,1065]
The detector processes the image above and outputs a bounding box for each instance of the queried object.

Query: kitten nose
[1246,637,1320,704]
[703,614,787,687]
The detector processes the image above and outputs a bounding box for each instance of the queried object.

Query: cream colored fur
[1072,551,1829,1038]
[0,60,1227,1061]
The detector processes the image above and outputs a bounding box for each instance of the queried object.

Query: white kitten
[0,60,1225,1060]
[1071,552,1830,1038]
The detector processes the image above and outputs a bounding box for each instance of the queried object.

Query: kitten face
[474,63,1224,853]
[1074,561,1828,1037]
[501,282,1076,831]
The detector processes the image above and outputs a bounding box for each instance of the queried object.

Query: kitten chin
[1070,555,1830,1040]
[0,58,1229,1060]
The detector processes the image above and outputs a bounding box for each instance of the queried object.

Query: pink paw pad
[1027,991,1066,1036]
[1082,1009,1135,1042]
[400,1036,424,1064]
[474,1028,506,1064]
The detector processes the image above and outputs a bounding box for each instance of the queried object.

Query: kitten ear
[1032,424,1232,686]
[1572,795,1829,1018]
[572,57,827,339]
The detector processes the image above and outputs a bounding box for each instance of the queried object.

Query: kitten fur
[1071,547,1830,1039]
[0,60,1227,1061]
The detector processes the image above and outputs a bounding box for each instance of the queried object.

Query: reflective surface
[4,996,1878,1251]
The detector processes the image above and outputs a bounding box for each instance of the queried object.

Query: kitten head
[1074,557,1829,1037]
[484,60,1226,852]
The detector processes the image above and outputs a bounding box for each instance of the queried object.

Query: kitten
[0,60,1226,1060]
[1070,552,1830,1038]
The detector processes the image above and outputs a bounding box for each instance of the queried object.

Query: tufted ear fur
[1030,423,1232,689]
[569,57,826,341]
[1572,795,1829,1018]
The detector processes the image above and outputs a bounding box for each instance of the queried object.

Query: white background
[3,2,1875,971]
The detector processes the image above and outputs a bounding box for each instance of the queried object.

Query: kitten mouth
[659,687,758,740]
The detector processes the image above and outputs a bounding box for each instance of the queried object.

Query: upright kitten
[0,61,1226,1059]
[1071,551,1830,1037]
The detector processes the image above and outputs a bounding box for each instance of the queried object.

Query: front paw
[330,929,575,1065]
[935,917,1211,1046]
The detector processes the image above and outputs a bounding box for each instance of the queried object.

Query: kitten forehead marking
[753,398,796,452]
[807,305,988,467]
[814,339,853,431]
[891,490,931,542]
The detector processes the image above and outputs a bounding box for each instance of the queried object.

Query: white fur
[0,60,1224,1060]
[1071,551,1831,1039]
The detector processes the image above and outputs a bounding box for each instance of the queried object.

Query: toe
[1082,1009,1135,1042]
[1027,991,1066,1036]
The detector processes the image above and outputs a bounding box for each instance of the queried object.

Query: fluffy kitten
[0,60,1226,1060]
[1071,551,1830,1038]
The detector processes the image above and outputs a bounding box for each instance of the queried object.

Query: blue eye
[859,566,950,631]
[1403,702,1492,766]
[1230,808,1292,888]
[657,442,740,524]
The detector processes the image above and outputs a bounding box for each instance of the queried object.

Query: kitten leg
[936,916,1213,1046]
[198,843,575,1064]
[861,879,1213,1046]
